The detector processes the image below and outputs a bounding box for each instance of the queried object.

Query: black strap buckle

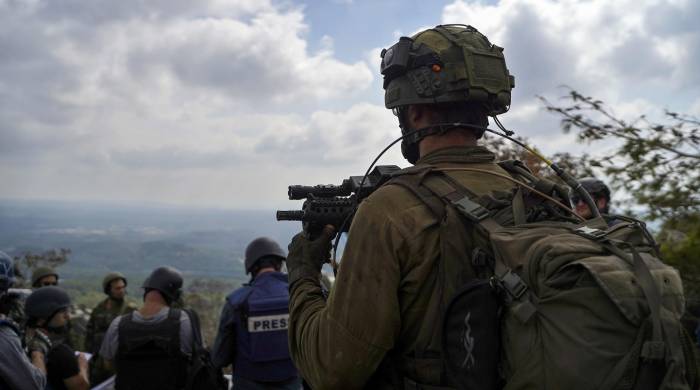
[499,270,528,300]
[450,196,490,222]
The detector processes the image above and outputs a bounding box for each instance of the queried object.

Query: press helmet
[102,272,127,295]
[380,24,515,163]
[31,266,59,288]
[142,266,183,303]
[25,286,71,321]
[244,237,286,274]
[0,251,15,293]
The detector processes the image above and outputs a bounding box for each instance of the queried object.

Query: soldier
[211,237,301,389]
[24,286,89,390]
[85,272,136,384]
[31,266,59,288]
[30,266,86,351]
[285,25,520,388]
[0,251,47,390]
[99,266,200,390]
[570,177,610,218]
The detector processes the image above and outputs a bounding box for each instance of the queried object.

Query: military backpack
[389,161,698,390]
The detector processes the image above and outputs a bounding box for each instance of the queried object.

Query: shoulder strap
[184,309,203,349]
[419,172,537,322]
[388,172,447,220]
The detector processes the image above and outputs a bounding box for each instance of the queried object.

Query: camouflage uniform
[86,297,136,384]
[288,146,516,389]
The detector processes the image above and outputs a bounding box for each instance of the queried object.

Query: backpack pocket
[441,278,502,390]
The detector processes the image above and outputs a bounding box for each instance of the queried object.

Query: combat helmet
[142,266,183,303]
[244,237,286,274]
[102,272,127,295]
[576,177,611,213]
[31,266,59,288]
[380,24,515,163]
[0,251,14,293]
[25,286,71,321]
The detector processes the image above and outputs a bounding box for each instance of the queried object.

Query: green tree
[657,213,700,303]
[542,89,700,306]
[541,89,700,221]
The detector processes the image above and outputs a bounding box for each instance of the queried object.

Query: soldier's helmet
[102,272,127,295]
[142,266,183,303]
[244,237,286,274]
[578,178,611,201]
[31,266,59,288]
[380,24,515,163]
[25,286,71,321]
[576,177,611,212]
[0,251,14,293]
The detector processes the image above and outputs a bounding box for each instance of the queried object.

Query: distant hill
[0,199,299,282]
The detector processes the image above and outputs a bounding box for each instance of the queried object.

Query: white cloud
[441,0,700,141]
[0,0,381,207]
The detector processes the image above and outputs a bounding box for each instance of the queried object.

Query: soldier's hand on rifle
[287,225,335,286]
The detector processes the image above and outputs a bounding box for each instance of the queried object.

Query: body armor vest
[227,272,297,383]
[115,308,187,390]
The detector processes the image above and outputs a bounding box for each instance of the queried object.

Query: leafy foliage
[541,89,700,220]
[480,132,595,180]
[184,278,239,346]
[657,213,700,303]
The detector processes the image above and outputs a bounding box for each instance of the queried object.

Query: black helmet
[31,266,59,288]
[25,286,71,321]
[244,237,286,274]
[142,266,183,303]
[0,251,14,293]
[578,178,611,201]
[380,24,515,163]
[102,272,127,295]
[573,178,611,213]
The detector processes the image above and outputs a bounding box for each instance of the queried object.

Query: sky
[1,0,699,210]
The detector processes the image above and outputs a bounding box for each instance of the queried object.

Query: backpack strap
[184,309,202,390]
[418,171,538,323]
[387,167,447,220]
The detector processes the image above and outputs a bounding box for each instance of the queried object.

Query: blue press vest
[227,272,297,382]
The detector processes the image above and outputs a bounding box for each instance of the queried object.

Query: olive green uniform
[86,297,136,383]
[289,146,516,389]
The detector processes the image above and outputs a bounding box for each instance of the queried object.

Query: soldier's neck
[419,130,477,158]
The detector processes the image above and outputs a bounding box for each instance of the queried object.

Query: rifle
[276,165,401,237]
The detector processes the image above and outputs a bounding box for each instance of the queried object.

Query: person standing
[285,25,518,389]
[85,272,136,384]
[24,286,89,390]
[100,266,198,390]
[0,251,47,390]
[211,237,300,389]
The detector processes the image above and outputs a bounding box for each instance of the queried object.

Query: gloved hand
[287,226,335,286]
[27,329,52,356]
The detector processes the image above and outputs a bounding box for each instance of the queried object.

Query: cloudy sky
[1,0,699,209]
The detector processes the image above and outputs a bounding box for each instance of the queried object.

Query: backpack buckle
[499,270,528,300]
[451,197,490,222]
[574,226,607,241]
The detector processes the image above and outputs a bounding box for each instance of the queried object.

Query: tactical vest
[227,272,297,383]
[115,308,187,390]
